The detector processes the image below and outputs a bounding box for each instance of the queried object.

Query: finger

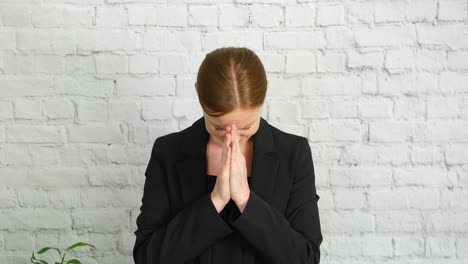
[227,141,232,166]
[233,125,240,149]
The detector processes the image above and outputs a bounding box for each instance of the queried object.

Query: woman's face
[203,106,263,146]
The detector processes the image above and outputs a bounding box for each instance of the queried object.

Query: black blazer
[133,116,323,264]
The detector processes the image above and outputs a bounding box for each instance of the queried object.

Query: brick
[0,5,31,26]
[109,99,140,121]
[219,6,249,27]
[155,5,186,26]
[188,5,217,26]
[316,5,345,26]
[317,52,346,73]
[448,51,468,70]
[374,0,405,23]
[30,167,87,187]
[328,235,362,256]
[426,236,456,257]
[415,49,447,72]
[159,54,188,74]
[445,145,468,165]
[13,98,42,119]
[348,50,383,69]
[407,189,439,209]
[141,98,173,120]
[410,146,444,165]
[369,121,413,142]
[67,124,126,143]
[385,48,415,73]
[300,100,329,119]
[88,166,135,187]
[368,189,407,210]
[395,167,451,187]
[17,30,76,53]
[414,120,468,142]
[96,5,127,27]
[31,5,93,28]
[128,54,158,74]
[355,25,417,47]
[128,5,156,25]
[330,98,358,118]
[0,209,70,231]
[285,5,315,27]
[438,0,467,21]
[269,101,300,124]
[358,97,393,118]
[17,187,49,207]
[0,31,15,50]
[72,208,129,233]
[394,236,425,256]
[173,99,202,120]
[266,77,300,98]
[325,27,354,49]
[6,125,63,143]
[406,0,437,22]
[0,101,13,119]
[250,5,283,27]
[308,120,361,142]
[5,232,33,250]
[54,77,113,98]
[440,72,468,95]
[65,55,95,74]
[376,211,423,232]
[116,77,175,96]
[76,99,107,121]
[426,211,468,232]
[285,51,316,73]
[321,211,373,233]
[427,97,463,118]
[95,54,128,74]
[440,189,468,210]
[303,76,362,96]
[43,98,74,119]
[347,1,373,24]
[361,235,392,256]
[0,76,53,97]
[393,97,426,120]
[0,187,16,208]
[330,167,392,187]
[34,54,64,73]
[265,31,326,50]
[77,29,140,52]
[417,24,468,49]
[334,189,365,209]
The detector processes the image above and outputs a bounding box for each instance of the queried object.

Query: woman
[133,47,323,264]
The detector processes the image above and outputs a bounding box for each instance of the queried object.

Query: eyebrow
[210,120,255,129]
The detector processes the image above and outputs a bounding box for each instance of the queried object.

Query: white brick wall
[0,0,467,263]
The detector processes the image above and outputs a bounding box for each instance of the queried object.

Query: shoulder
[148,127,191,161]
[267,123,309,154]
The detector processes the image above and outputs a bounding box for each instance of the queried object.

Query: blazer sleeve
[133,138,235,264]
[228,137,323,264]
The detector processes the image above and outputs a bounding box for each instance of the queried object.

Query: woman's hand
[228,124,251,212]
[210,126,232,212]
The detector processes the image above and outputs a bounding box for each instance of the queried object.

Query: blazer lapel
[175,115,279,206]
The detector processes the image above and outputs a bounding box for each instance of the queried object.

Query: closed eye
[215,127,250,131]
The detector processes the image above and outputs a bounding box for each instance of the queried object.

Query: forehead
[208,119,255,127]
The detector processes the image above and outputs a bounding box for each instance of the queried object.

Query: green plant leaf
[37,247,62,256]
[64,259,81,264]
[66,242,96,250]
[31,252,49,264]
